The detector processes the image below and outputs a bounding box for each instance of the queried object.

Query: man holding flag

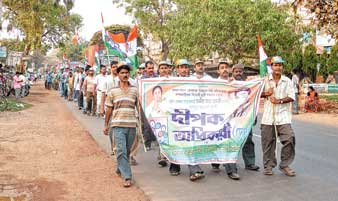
[260,56,296,177]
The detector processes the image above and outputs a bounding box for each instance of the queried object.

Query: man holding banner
[212,63,259,180]
[260,56,296,177]
[168,59,205,181]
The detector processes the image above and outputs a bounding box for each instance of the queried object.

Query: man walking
[211,62,259,180]
[83,68,97,116]
[168,59,205,181]
[291,69,299,114]
[260,56,296,177]
[192,59,212,79]
[95,65,107,117]
[103,64,138,187]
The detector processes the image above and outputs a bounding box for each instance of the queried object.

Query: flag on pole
[257,35,269,77]
[101,13,125,61]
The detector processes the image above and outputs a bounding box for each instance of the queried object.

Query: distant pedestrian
[83,68,96,116]
[67,71,74,101]
[291,69,299,114]
[260,56,296,177]
[13,72,23,100]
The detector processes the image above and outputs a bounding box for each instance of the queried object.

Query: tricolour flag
[101,13,125,61]
[257,35,269,77]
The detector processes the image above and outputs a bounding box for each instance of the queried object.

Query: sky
[71,0,133,41]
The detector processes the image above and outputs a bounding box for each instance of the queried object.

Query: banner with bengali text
[139,78,265,165]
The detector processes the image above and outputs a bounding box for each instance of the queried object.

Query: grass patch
[321,94,338,103]
[1,98,32,112]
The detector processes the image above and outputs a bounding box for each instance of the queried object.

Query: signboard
[0,46,7,58]
[139,78,264,165]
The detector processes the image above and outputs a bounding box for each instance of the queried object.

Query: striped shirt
[261,75,295,125]
[105,84,138,128]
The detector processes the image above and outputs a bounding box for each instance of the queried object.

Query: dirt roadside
[0,82,149,201]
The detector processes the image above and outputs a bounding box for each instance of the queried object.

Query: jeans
[78,91,84,109]
[113,127,136,180]
[74,89,80,101]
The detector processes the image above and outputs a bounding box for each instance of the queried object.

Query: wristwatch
[279,99,283,104]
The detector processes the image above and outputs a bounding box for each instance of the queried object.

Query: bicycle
[0,83,8,111]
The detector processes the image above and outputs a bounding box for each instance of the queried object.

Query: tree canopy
[113,0,175,60]
[293,0,338,39]
[2,0,83,56]
[168,0,301,65]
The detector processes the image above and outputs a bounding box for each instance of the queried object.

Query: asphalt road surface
[64,99,338,201]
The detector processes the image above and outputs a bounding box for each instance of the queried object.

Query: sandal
[189,173,205,181]
[279,166,296,177]
[123,179,132,188]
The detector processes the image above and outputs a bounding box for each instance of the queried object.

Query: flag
[101,13,125,61]
[72,31,79,45]
[257,35,269,77]
[94,50,100,74]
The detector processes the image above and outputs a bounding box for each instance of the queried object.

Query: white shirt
[95,74,107,91]
[291,74,299,93]
[261,75,295,125]
[74,72,82,90]
[19,75,26,86]
[192,72,213,80]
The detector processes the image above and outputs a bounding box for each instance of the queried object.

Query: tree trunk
[161,40,169,60]
[19,43,31,72]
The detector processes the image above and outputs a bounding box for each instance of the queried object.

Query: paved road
[63,99,338,201]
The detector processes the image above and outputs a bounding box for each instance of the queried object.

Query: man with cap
[158,60,170,77]
[103,63,139,187]
[260,56,296,177]
[192,59,212,79]
[212,63,259,180]
[140,60,158,151]
[136,63,145,79]
[168,59,205,181]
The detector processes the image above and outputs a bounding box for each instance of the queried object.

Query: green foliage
[113,0,175,60]
[168,0,301,64]
[302,44,318,78]
[57,40,89,61]
[2,0,83,55]
[319,51,328,76]
[327,44,338,74]
[0,39,25,52]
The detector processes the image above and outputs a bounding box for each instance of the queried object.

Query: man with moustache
[168,59,205,181]
[211,63,259,180]
[260,56,296,177]
[103,64,139,187]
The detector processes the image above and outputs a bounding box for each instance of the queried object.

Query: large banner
[139,78,265,165]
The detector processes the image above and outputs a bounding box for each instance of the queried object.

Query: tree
[57,39,89,62]
[319,50,328,76]
[0,38,25,52]
[327,44,338,74]
[302,44,318,81]
[168,0,301,65]
[113,0,175,60]
[2,0,83,70]
[293,0,338,39]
